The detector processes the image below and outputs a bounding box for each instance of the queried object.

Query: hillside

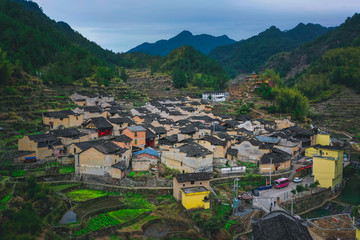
[266,13,360,78]
[127,30,236,56]
[209,23,330,76]
[156,46,229,90]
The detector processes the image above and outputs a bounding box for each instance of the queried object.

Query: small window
[74,148,77,154]
[200,182,202,185]
[182,170,185,174]
[181,162,183,166]
[191,181,195,185]
[135,132,137,137]
[183,184,185,187]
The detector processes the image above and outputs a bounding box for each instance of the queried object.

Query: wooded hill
[266,13,360,78]
[0,0,229,91]
[209,23,330,77]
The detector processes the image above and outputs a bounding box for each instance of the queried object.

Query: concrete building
[306,145,344,189]
[161,142,213,173]
[173,172,211,210]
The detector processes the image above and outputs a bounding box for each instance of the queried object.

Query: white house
[202,92,230,102]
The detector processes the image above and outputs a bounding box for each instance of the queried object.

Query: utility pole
[269,158,272,185]
[291,198,294,215]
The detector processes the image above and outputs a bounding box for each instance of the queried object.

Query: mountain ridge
[209,23,331,76]
[127,30,236,56]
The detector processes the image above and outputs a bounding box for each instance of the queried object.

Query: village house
[43,110,83,129]
[259,148,292,173]
[161,142,213,173]
[112,135,132,149]
[202,92,229,102]
[305,144,344,189]
[173,172,211,210]
[14,150,36,164]
[18,134,64,160]
[75,141,128,182]
[178,125,198,141]
[132,147,159,171]
[73,106,107,121]
[122,126,146,149]
[83,117,113,137]
[49,128,91,147]
[197,135,228,159]
[70,92,114,107]
[108,118,133,136]
[233,138,269,163]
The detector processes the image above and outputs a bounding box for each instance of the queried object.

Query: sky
[32,0,359,53]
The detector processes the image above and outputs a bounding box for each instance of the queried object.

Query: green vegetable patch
[59,166,75,174]
[108,209,150,224]
[74,214,118,236]
[67,189,108,202]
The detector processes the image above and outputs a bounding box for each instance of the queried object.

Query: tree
[296,184,305,195]
[172,67,187,88]
[291,189,297,198]
[120,68,129,82]
[309,181,319,194]
[0,47,13,86]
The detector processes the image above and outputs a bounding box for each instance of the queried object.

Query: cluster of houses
[15,91,345,191]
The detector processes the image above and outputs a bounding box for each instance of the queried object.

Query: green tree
[172,67,187,88]
[0,47,13,86]
[296,184,305,195]
[120,67,129,82]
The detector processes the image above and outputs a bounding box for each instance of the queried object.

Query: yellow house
[315,133,330,146]
[306,145,343,189]
[181,186,210,210]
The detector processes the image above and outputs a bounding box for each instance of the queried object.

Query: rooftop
[179,142,212,157]
[127,126,146,132]
[175,172,211,183]
[252,211,312,240]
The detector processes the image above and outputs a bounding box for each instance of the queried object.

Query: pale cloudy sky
[32,0,359,53]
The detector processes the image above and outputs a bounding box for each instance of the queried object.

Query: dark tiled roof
[252,211,313,240]
[49,128,81,138]
[159,135,178,145]
[43,110,75,118]
[112,135,132,143]
[175,172,211,183]
[212,124,227,132]
[176,119,191,126]
[235,115,252,121]
[112,161,127,171]
[180,125,197,134]
[224,120,240,128]
[15,150,35,157]
[227,148,238,155]
[260,149,292,164]
[85,117,113,129]
[146,129,156,139]
[93,142,125,155]
[75,139,106,151]
[169,111,183,116]
[179,142,212,157]
[83,106,102,113]
[157,118,173,125]
[109,117,135,125]
[217,132,233,141]
[191,116,215,123]
[151,126,166,134]
[203,135,226,146]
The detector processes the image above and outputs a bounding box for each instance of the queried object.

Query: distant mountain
[266,13,360,78]
[127,30,236,56]
[209,23,331,76]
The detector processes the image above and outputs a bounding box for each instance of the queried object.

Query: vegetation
[255,69,309,120]
[293,47,360,100]
[66,189,108,202]
[268,13,360,77]
[0,175,61,239]
[210,24,330,76]
[159,46,229,90]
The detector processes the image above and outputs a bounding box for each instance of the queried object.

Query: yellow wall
[356,227,360,240]
[315,134,330,146]
[173,178,210,202]
[312,150,343,189]
[181,190,210,210]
